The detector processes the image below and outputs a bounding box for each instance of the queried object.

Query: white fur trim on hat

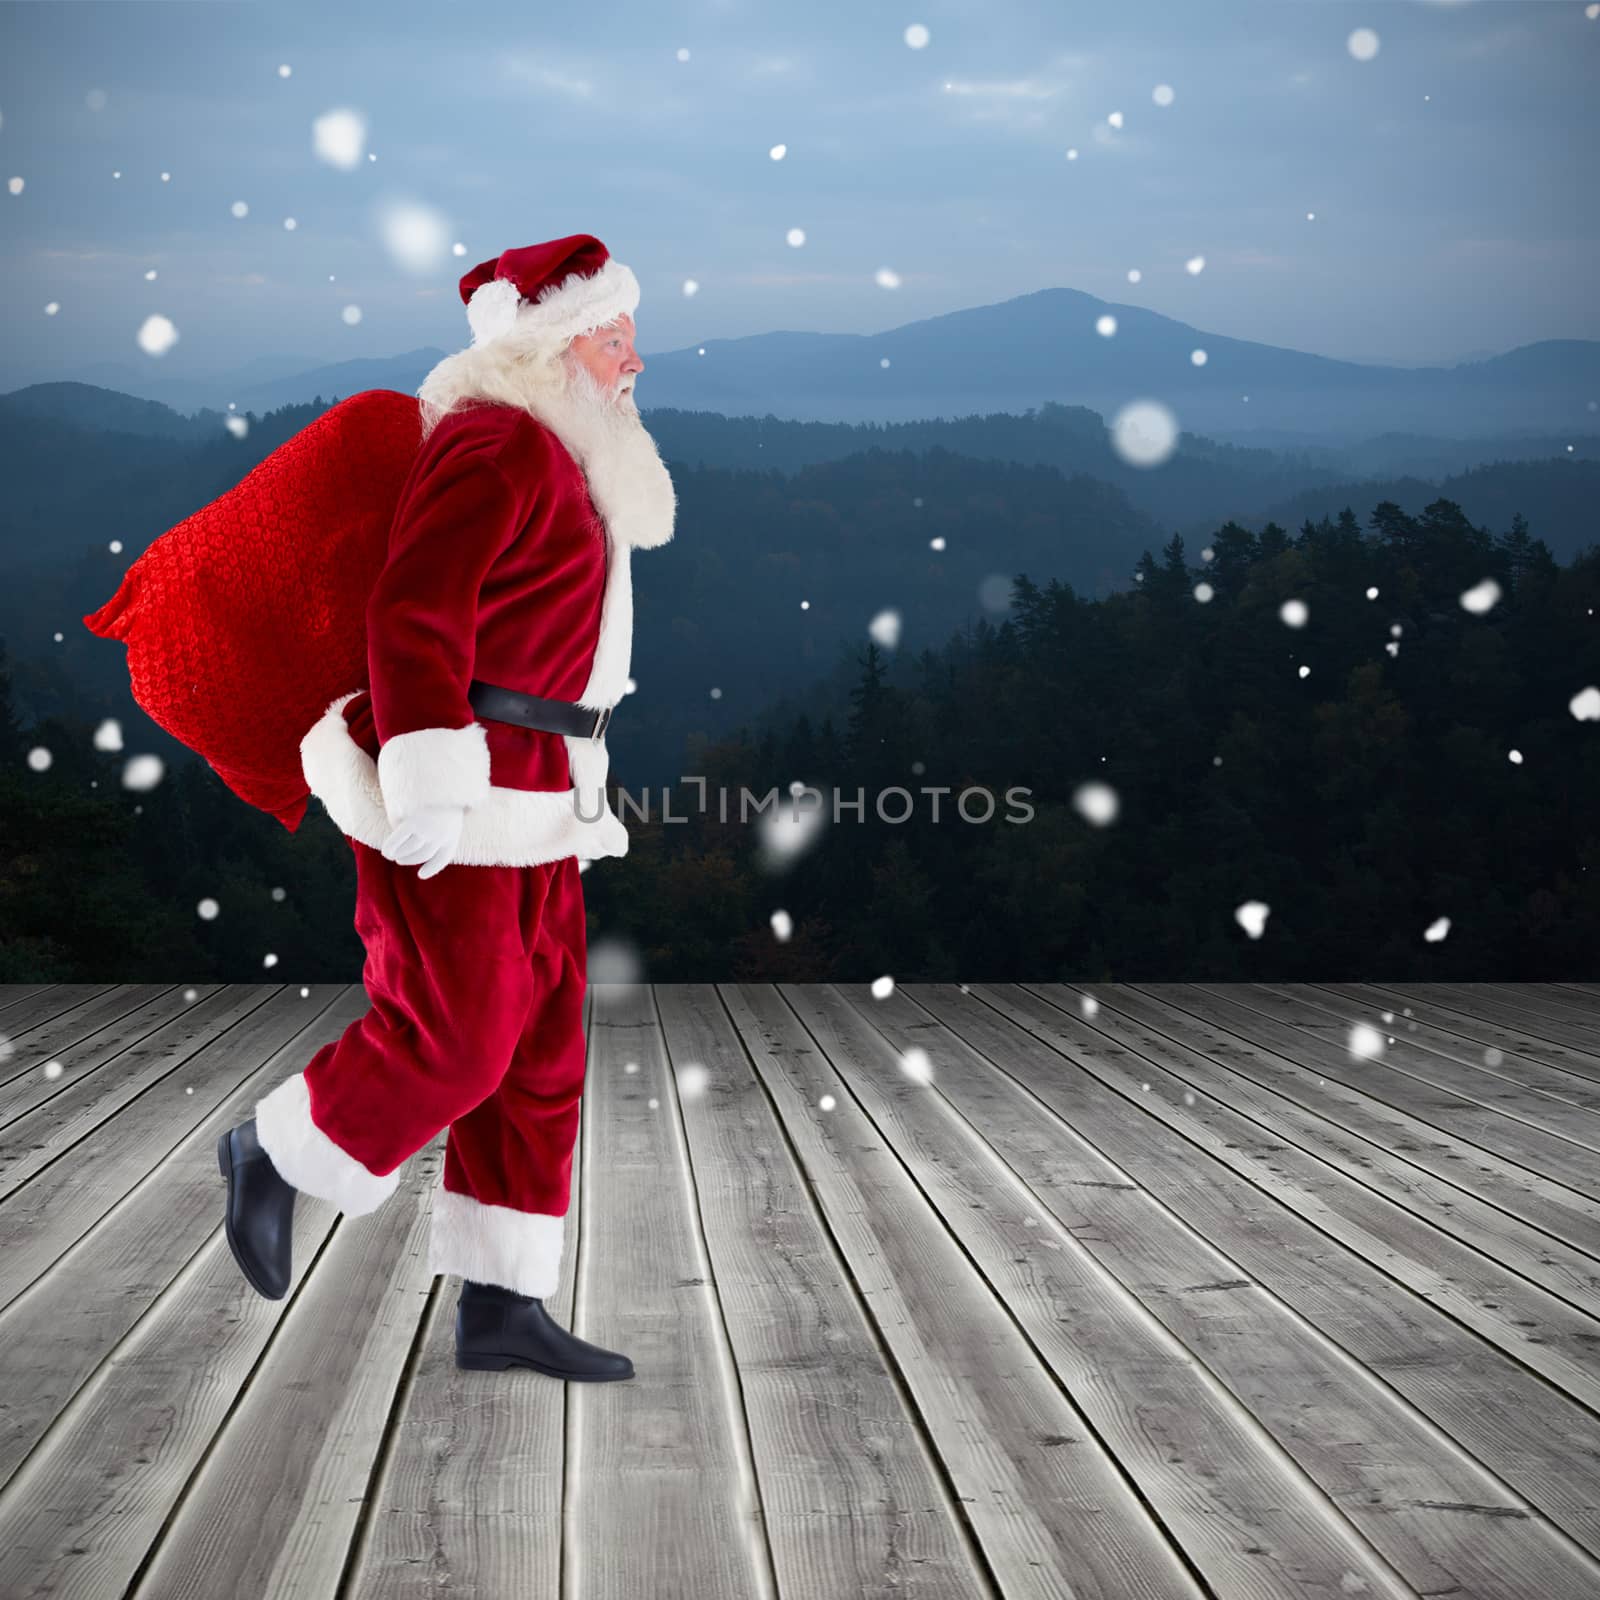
[429,1184,567,1297]
[466,277,523,349]
[255,1069,401,1216]
[526,256,640,343]
[466,257,640,353]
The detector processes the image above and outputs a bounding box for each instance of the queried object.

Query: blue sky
[0,0,1594,388]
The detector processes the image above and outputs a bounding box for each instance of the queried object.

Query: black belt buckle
[591,704,612,743]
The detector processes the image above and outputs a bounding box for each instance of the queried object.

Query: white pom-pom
[465,276,522,347]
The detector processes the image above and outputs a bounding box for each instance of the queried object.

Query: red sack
[82,389,423,832]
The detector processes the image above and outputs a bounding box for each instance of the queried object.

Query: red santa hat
[459,235,640,352]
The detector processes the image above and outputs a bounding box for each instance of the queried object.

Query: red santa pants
[253,837,588,1299]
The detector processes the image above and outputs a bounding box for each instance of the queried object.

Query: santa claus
[215,235,674,1382]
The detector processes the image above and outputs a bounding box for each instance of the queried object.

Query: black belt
[467,678,613,742]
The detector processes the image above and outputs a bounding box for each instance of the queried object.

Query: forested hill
[4,493,1596,982]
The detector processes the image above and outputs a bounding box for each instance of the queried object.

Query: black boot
[455,1279,635,1381]
[217,1116,297,1300]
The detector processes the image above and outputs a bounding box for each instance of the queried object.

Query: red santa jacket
[299,401,637,867]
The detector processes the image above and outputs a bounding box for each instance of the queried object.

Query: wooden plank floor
[0,980,1598,1599]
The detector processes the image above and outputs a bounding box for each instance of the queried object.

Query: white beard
[516,358,677,552]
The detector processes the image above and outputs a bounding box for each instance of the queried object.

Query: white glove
[380,804,466,880]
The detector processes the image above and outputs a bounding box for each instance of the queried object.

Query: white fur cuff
[376,722,492,826]
[300,691,630,868]
[254,1070,401,1216]
[428,1185,567,1299]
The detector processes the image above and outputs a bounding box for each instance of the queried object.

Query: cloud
[934,50,1098,134]
[35,248,150,264]
[732,271,874,287]
[1211,248,1297,273]
[1452,25,1533,61]
[1440,235,1566,265]
[747,55,806,80]
[500,53,596,100]
[940,76,1059,102]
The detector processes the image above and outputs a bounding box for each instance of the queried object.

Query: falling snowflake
[1110,400,1179,468]
[1073,782,1119,826]
[1235,901,1270,939]
[1459,578,1501,615]
[770,909,793,941]
[868,609,901,648]
[137,315,179,356]
[313,108,367,170]
[586,936,643,984]
[1567,686,1600,721]
[122,754,165,790]
[871,975,895,999]
[379,200,450,273]
[1347,1023,1385,1060]
[1423,917,1450,943]
[757,786,825,866]
[899,1046,933,1084]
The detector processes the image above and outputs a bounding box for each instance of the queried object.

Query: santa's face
[563,313,643,406]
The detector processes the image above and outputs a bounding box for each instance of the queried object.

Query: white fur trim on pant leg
[254,1070,400,1216]
[428,1185,566,1299]
[376,722,492,827]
